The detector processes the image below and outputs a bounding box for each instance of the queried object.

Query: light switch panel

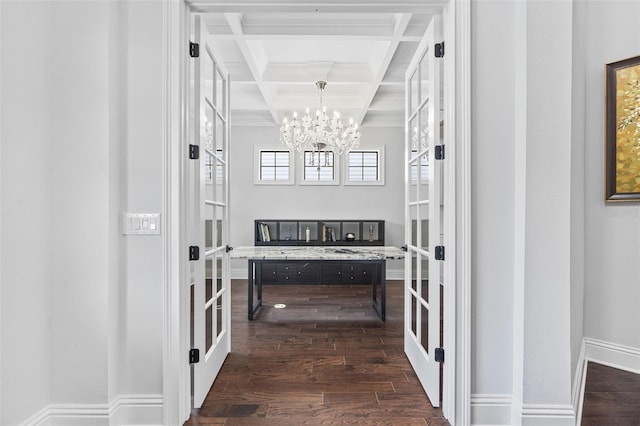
[122,213,161,235]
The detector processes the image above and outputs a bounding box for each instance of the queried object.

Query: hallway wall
[0,1,165,424]
[578,0,640,363]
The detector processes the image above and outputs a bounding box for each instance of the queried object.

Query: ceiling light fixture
[279,81,361,160]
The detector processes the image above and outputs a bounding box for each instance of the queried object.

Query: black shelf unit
[255,219,384,246]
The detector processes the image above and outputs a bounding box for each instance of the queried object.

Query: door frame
[160,1,471,425]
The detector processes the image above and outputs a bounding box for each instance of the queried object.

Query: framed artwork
[606,55,640,201]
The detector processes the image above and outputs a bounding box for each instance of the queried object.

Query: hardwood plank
[185,280,446,426]
[581,362,640,425]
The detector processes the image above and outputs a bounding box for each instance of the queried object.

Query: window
[301,151,338,184]
[254,146,294,185]
[345,148,385,185]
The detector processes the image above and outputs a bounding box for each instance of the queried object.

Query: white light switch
[122,213,161,235]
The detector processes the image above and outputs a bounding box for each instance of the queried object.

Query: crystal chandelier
[279,81,361,158]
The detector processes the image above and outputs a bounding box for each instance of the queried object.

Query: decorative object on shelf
[345,232,356,241]
[279,81,361,158]
[606,55,640,201]
[368,224,374,241]
[305,226,310,242]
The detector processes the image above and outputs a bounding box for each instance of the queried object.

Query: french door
[404,15,444,407]
[189,14,231,409]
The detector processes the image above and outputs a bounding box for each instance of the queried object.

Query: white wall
[470,0,516,399]
[1,1,164,424]
[229,126,406,275]
[580,1,640,354]
[1,1,54,424]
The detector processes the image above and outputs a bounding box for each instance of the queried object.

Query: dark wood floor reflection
[185,280,448,426]
[581,362,640,426]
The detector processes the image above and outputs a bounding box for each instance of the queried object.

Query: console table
[230,246,405,321]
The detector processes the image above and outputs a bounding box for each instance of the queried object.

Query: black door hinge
[189,41,200,58]
[225,245,234,253]
[189,246,200,261]
[401,245,408,252]
[435,41,445,58]
[189,348,200,364]
[435,145,445,160]
[435,347,445,363]
[189,144,200,160]
[435,246,445,261]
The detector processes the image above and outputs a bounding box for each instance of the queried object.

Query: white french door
[404,15,444,407]
[189,14,231,409]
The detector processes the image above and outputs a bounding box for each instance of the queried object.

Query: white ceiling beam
[189,0,447,14]
[354,13,412,126]
[223,13,281,124]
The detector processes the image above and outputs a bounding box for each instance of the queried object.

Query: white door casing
[189,14,232,409]
[404,14,444,408]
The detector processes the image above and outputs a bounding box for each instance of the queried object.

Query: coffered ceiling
[195,0,444,128]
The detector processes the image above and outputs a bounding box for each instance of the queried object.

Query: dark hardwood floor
[581,362,640,426]
[185,280,448,425]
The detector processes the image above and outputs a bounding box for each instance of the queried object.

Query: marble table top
[230,246,406,261]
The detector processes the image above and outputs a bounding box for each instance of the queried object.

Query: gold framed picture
[606,55,640,201]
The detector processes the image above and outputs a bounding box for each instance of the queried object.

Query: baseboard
[572,339,588,426]
[23,394,163,426]
[584,337,640,374]
[520,404,575,426]
[470,393,512,425]
[231,267,404,280]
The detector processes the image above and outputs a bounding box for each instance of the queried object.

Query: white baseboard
[470,393,512,425]
[520,404,575,426]
[231,267,404,281]
[572,339,588,426]
[584,337,640,374]
[23,394,163,426]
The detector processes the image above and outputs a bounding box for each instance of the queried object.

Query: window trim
[343,147,385,186]
[298,150,340,186]
[254,146,295,185]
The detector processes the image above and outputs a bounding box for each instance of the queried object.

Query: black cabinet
[258,260,376,285]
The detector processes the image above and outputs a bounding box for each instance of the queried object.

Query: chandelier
[279,81,361,158]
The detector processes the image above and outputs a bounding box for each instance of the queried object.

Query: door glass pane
[419,105,429,152]
[420,52,430,105]
[206,258,213,301]
[205,304,213,352]
[411,294,418,337]
[216,206,224,248]
[216,296,223,339]
[420,256,429,303]
[410,206,418,247]
[203,51,214,106]
[420,217,429,251]
[420,302,429,354]
[410,69,419,115]
[216,68,225,113]
[205,205,214,251]
[215,113,224,154]
[411,252,418,291]
[216,253,223,294]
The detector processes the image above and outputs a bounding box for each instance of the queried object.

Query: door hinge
[401,245,408,252]
[435,347,445,363]
[435,145,445,160]
[435,41,445,58]
[189,144,200,160]
[226,245,234,253]
[189,348,200,364]
[189,41,200,58]
[189,246,200,261]
[435,245,445,261]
